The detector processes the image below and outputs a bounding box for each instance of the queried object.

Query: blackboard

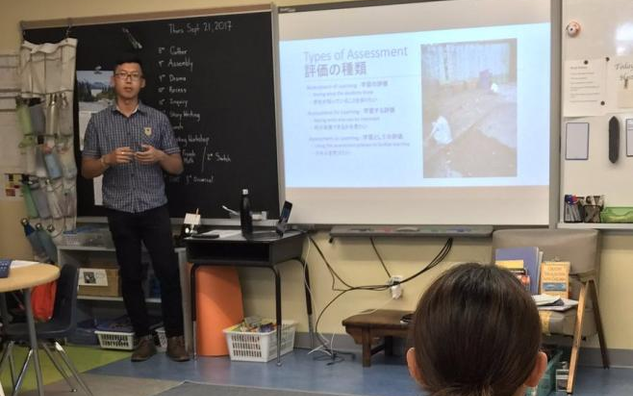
[24,7,280,219]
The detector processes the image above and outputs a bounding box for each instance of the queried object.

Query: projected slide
[279,23,549,188]
[421,39,517,178]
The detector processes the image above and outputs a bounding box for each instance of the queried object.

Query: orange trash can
[195,266,244,356]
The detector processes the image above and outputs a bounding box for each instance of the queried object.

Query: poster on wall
[76,69,114,150]
[1,173,23,201]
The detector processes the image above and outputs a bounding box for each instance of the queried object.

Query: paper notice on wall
[93,175,103,206]
[2,173,23,201]
[563,58,607,117]
[607,55,633,111]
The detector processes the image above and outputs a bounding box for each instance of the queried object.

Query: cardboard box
[78,268,121,297]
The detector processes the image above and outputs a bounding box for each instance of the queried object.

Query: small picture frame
[78,268,109,287]
[83,271,97,284]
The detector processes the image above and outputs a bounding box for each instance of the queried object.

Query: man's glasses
[114,72,143,81]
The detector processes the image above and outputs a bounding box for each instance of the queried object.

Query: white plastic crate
[63,228,113,248]
[62,232,93,246]
[223,320,296,362]
[94,330,136,350]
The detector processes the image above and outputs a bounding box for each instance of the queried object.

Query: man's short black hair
[114,54,144,72]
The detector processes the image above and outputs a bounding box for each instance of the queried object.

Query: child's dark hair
[114,54,144,73]
[409,263,542,396]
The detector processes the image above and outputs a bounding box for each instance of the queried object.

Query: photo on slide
[421,39,517,178]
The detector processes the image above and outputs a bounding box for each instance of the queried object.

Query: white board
[561,0,633,211]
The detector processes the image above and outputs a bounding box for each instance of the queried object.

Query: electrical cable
[308,235,452,291]
[305,234,454,365]
[370,237,391,278]
[308,235,355,290]
[301,238,344,358]
[301,240,330,354]
[313,289,356,364]
[308,235,389,292]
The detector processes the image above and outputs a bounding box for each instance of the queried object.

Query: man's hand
[135,144,165,165]
[106,146,135,165]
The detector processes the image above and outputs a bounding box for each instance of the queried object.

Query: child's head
[407,263,547,396]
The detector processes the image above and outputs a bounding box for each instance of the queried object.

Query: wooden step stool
[342,309,411,367]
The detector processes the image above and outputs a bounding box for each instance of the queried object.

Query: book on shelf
[495,246,541,295]
[540,261,571,299]
[495,260,524,270]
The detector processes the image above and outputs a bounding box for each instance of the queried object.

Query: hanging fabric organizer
[18,37,79,261]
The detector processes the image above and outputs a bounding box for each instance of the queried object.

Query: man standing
[82,55,189,362]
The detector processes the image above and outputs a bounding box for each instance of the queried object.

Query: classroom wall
[2,0,633,358]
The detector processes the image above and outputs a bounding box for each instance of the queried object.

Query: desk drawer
[187,241,270,264]
[186,232,304,265]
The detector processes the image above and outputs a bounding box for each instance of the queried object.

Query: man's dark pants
[106,204,184,338]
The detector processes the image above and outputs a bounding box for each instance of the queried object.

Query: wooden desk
[185,231,313,365]
[0,264,60,396]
